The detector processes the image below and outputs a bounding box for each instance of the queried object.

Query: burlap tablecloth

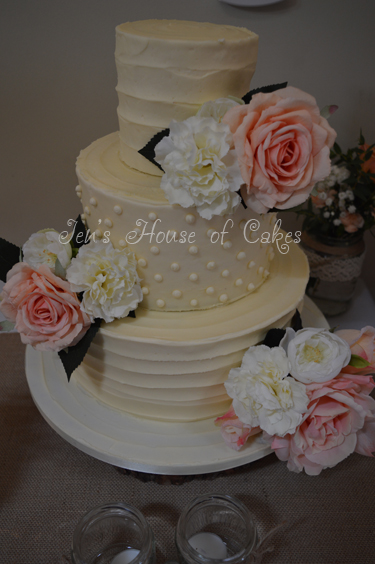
[1,334,374,564]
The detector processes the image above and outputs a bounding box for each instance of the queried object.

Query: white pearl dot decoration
[206,261,216,270]
[235,278,243,287]
[221,270,230,278]
[189,245,199,255]
[95,229,103,239]
[75,185,81,193]
[247,283,255,291]
[114,205,123,215]
[239,219,247,230]
[258,266,264,275]
[206,287,215,295]
[150,246,160,255]
[104,218,113,228]
[185,214,196,225]
[248,261,256,269]
[148,212,157,221]
[219,294,228,303]
[223,240,232,249]
[156,299,165,308]
[76,190,82,198]
[264,269,270,277]
[237,252,246,261]
[190,299,198,307]
[169,229,179,238]
[141,286,149,295]
[84,206,90,216]
[119,239,126,247]
[269,249,275,261]
[134,227,142,235]
[170,262,180,272]
[90,197,98,207]
[172,290,182,299]
[189,273,198,282]
[138,258,147,268]
[154,274,163,282]
[206,228,215,238]
[81,214,86,221]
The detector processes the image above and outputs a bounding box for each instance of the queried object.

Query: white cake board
[25,296,328,476]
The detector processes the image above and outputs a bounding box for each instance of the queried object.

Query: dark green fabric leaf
[138,128,170,171]
[263,328,286,348]
[71,214,88,249]
[0,237,22,282]
[242,82,288,105]
[58,318,101,382]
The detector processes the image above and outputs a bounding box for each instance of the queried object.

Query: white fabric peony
[225,345,309,437]
[196,98,240,122]
[281,327,351,384]
[66,240,142,323]
[154,116,242,220]
[23,229,72,273]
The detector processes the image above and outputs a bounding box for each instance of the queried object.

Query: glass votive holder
[71,502,155,564]
[175,494,257,564]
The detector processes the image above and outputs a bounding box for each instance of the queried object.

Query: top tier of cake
[115,20,259,176]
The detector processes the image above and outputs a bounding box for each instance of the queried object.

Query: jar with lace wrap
[301,230,365,316]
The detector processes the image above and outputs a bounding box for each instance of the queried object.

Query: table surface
[1,283,375,563]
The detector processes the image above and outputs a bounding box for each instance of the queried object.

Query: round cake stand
[25,296,328,476]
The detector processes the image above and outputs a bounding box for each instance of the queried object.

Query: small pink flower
[215,405,259,451]
[340,211,364,233]
[311,194,326,208]
[337,326,375,374]
[223,86,337,214]
[269,373,375,475]
[0,262,91,352]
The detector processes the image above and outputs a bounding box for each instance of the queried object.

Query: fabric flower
[269,373,375,475]
[197,98,240,122]
[224,345,309,437]
[340,211,364,233]
[337,326,375,375]
[0,263,90,352]
[223,86,337,213]
[23,229,72,273]
[66,240,142,323]
[154,116,242,220]
[215,404,259,451]
[281,327,351,384]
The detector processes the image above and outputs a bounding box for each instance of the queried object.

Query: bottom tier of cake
[73,242,309,422]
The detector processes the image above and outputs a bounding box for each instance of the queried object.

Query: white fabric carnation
[197,98,240,122]
[66,240,142,323]
[154,116,242,220]
[23,229,72,273]
[225,345,309,437]
[281,327,351,384]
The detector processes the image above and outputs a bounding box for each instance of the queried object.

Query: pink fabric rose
[0,262,91,352]
[215,405,260,451]
[337,326,375,375]
[223,86,337,214]
[269,373,375,475]
[340,211,365,234]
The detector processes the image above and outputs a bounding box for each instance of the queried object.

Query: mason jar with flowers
[295,134,375,315]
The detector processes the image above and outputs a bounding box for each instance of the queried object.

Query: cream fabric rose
[281,327,351,384]
[197,98,240,122]
[23,229,72,273]
[66,241,142,323]
[154,116,242,220]
[223,86,337,214]
[0,263,90,352]
[224,345,309,437]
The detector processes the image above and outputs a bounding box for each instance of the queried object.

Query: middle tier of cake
[76,132,276,312]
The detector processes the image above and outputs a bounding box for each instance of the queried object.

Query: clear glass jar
[301,230,366,316]
[175,494,257,564]
[71,502,155,564]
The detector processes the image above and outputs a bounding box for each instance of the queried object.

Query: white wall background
[1,0,375,294]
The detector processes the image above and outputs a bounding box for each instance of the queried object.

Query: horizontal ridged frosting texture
[115,20,258,175]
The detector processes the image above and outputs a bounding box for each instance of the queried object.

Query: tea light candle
[111,548,140,564]
[188,532,228,559]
